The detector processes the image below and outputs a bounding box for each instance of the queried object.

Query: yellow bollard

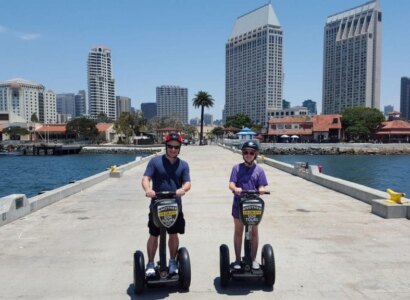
[110,165,118,172]
[386,188,407,204]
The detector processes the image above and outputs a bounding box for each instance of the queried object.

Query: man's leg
[168,233,179,259]
[147,235,158,262]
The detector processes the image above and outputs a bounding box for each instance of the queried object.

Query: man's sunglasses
[242,150,256,156]
[167,145,180,150]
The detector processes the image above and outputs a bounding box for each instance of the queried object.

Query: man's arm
[176,181,191,197]
[142,175,155,198]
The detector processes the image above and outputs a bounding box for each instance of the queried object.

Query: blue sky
[0,0,408,120]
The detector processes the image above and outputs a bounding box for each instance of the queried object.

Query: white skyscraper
[87,46,116,120]
[224,4,283,125]
[322,0,382,114]
[0,78,56,123]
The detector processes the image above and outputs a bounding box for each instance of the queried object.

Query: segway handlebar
[233,190,270,195]
[153,191,177,200]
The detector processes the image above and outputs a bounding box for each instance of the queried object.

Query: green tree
[192,91,214,145]
[225,113,252,129]
[31,113,39,123]
[211,126,225,140]
[4,126,29,140]
[114,112,139,144]
[66,117,99,141]
[147,116,184,133]
[342,107,385,141]
[96,112,113,123]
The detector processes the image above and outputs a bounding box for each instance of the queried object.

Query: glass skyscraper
[322,0,382,115]
[156,85,188,124]
[224,4,283,125]
[400,77,410,120]
[87,46,116,120]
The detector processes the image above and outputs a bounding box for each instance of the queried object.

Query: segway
[134,191,191,294]
[220,190,275,288]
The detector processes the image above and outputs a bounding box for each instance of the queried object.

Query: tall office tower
[56,93,76,117]
[141,102,157,120]
[282,100,290,109]
[400,77,410,120]
[302,99,317,115]
[224,3,283,125]
[322,0,382,115]
[116,96,131,118]
[156,85,188,124]
[75,90,87,117]
[87,46,116,120]
[0,78,56,123]
[203,113,213,125]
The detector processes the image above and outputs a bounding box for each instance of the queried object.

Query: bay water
[0,154,139,198]
[268,154,410,197]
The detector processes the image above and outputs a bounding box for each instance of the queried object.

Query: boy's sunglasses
[242,150,256,156]
[167,145,180,150]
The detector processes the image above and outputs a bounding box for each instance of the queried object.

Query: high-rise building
[384,104,394,117]
[224,3,283,125]
[302,99,317,115]
[400,77,410,120]
[56,93,76,116]
[141,102,157,120]
[0,78,56,123]
[75,90,87,117]
[87,46,116,120]
[322,0,382,114]
[116,96,131,118]
[156,85,188,124]
[203,113,213,125]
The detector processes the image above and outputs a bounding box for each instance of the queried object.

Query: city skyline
[1,0,409,120]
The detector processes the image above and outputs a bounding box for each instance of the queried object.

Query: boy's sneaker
[233,261,241,270]
[252,260,260,270]
[145,261,156,277]
[169,258,178,274]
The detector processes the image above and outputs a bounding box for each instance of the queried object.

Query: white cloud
[18,33,41,40]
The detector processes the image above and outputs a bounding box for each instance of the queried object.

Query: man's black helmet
[241,141,259,151]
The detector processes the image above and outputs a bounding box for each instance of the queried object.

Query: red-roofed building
[34,123,114,142]
[267,115,342,142]
[375,120,410,143]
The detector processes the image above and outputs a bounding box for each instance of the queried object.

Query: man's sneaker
[145,261,156,277]
[252,260,260,270]
[233,261,241,270]
[169,258,178,274]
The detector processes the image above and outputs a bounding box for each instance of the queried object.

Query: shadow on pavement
[213,277,274,295]
[127,283,189,299]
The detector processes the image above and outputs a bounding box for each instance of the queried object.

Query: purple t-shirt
[229,163,268,218]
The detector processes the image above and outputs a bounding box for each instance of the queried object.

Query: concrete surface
[0,145,410,299]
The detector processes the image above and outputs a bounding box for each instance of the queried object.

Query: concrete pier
[0,145,409,299]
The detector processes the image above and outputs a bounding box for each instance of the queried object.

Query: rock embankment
[81,145,162,154]
[262,145,410,155]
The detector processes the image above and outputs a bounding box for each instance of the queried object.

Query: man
[141,132,191,276]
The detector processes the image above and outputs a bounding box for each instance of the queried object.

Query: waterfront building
[141,102,157,120]
[156,85,188,124]
[116,96,131,118]
[87,46,116,120]
[224,3,283,125]
[400,77,410,120]
[269,106,308,119]
[267,114,342,143]
[302,99,317,115]
[75,90,87,117]
[0,78,56,123]
[322,0,382,114]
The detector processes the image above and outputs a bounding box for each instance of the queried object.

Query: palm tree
[192,91,214,145]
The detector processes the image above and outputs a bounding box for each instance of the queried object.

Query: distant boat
[0,150,23,156]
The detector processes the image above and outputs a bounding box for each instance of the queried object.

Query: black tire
[134,250,145,294]
[178,247,191,290]
[219,244,230,288]
[262,244,275,287]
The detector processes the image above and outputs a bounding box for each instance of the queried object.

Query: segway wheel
[133,250,145,294]
[262,244,275,287]
[219,244,230,288]
[177,247,191,290]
